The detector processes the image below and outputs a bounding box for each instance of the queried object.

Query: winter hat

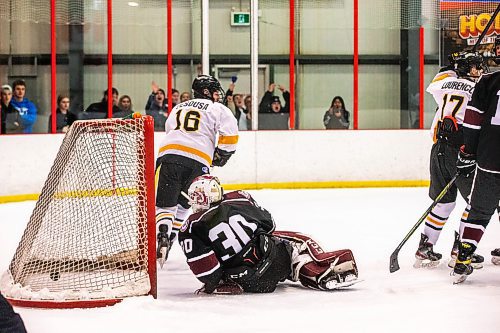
[271,96,281,104]
[1,84,12,93]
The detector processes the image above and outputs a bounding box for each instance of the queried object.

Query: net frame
[1,115,157,308]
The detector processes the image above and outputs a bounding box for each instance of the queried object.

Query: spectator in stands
[222,79,250,130]
[180,91,191,103]
[1,84,15,134]
[146,81,179,111]
[233,94,249,130]
[223,81,238,116]
[171,88,180,107]
[145,81,167,111]
[244,94,252,130]
[85,87,121,115]
[10,79,37,134]
[259,83,290,114]
[48,94,77,133]
[323,96,350,130]
[118,95,134,114]
[146,85,168,131]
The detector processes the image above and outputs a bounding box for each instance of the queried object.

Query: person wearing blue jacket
[10,79,37,133]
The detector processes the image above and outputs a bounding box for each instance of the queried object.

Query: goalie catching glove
[195,280,244,295]
[212,147,234,167]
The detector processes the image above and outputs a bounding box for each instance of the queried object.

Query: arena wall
[0,130,433,202]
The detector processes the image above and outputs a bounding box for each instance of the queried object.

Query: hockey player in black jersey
[453,69,500,283]
[0,293,27,332]
[485,36,500,266]
[414,51,486,270]
[178,175,359,294]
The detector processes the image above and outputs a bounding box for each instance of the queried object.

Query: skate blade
[324,278,363,290]
[414,259,440,269]
[157,247,167,269]
[453,274,469,285]
[448,258,483,269]
[492,256,500,265]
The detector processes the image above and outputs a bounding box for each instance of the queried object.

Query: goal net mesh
[1,117,154,302]
[0,0,481,29]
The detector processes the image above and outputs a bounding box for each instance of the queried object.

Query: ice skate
[157,232,174,269]
[321,272,362,290]
[491,248,500,265]
[414,233,442,269]
[452,242,475,284]
[448,231,484,269]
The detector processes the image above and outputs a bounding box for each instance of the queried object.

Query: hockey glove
[195,280,244,295]
[212,147,233,167]
[457,145,476,177]
[156,224,172,268]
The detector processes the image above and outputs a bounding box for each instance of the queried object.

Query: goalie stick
[389,173,459,273]
[471,3,500,52]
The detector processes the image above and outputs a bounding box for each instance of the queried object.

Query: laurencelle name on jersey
[441,81,474,93]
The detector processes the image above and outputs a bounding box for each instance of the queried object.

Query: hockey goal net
[0,116,157,308]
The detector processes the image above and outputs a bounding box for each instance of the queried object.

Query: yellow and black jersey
[427,70,476,140]
[158,99,238,167]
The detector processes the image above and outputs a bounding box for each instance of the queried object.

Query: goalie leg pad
[298,253,358,291]
[273,231,359,290]
[274,230,351,264]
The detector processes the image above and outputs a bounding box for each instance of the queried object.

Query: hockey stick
[389,172,459,273]
[122,112,142,119]
[471,3,500,52]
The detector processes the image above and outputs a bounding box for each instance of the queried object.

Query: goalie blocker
[200,231,359,294]
[273,231,359,291]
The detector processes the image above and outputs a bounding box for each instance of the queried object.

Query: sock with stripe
[423,201,456,245]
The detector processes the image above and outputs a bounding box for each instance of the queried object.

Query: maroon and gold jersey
[463,71,500,172]
[178,191,275,289]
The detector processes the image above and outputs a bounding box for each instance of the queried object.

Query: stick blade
[389,250,400,273]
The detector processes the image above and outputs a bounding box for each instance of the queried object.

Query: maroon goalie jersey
[178,191,275,290]
[463,71,500,172]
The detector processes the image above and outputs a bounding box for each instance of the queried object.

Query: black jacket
[48,110,77,133]
[85,101,121,114]
[1,101,16,134]
[259,91,290,113]
[323,109,350,129]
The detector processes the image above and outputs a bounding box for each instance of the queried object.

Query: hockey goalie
[176,175,360,294]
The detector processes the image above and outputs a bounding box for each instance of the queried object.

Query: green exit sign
[231,12,250,26]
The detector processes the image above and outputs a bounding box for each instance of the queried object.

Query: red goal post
[1,115,157,308]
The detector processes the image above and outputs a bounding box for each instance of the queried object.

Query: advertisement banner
[440,0,500,64]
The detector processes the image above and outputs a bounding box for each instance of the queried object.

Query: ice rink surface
[1,187,500,333]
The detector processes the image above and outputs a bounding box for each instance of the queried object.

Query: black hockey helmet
[191,75,225,102]
[448,51,487,78]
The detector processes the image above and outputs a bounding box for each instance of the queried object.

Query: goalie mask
[188,175,223,213]
[448,51,487,80]
[192,75,225,102]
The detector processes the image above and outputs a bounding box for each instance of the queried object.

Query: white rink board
[0,130,433,196]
